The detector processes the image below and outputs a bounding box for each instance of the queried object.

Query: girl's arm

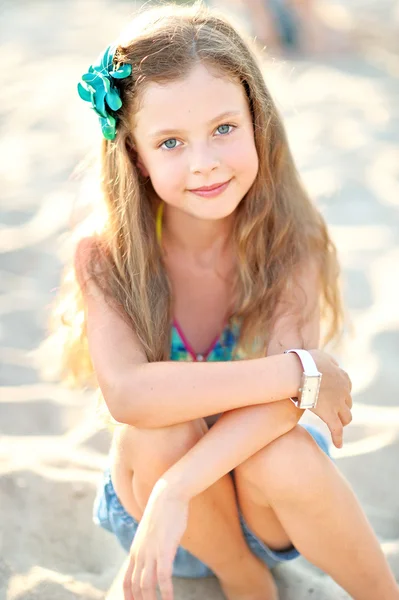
[76,239,303,428]
[77,241,346,436]
[162,401,303,502]
[115,354,302,427]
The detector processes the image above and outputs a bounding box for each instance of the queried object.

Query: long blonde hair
[41,1,344,392]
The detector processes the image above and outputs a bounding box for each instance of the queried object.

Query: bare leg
[110,421,278,600]
[234,426,399,600]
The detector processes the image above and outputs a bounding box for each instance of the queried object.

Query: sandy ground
[1,0,398,598]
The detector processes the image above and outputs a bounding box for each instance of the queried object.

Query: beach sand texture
[1,1,398,598]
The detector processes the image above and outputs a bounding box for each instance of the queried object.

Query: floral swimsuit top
[170,316,244,362]
[156,201,251,363]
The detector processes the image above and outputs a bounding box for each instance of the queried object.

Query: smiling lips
[189,179,231,197]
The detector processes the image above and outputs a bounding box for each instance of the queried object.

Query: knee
[117,418,208,477]
[236,426,331,505]
[146,418,208,465]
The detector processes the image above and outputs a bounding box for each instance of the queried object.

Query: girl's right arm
[116,355,303,428]
[84,286,303,427]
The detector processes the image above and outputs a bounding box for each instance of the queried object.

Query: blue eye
[163,139,178,149]
[217,124,232,135]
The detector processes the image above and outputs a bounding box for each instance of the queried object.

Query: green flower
[77,44,132,140]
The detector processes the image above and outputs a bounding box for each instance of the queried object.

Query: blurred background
[0,1,398,598]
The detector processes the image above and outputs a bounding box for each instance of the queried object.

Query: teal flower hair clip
[77,44,132,141]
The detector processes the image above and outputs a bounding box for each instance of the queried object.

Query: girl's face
[132,63,259,221]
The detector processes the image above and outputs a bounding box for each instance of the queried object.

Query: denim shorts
[93,424,331,578]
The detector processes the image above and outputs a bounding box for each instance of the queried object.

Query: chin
[193,206,236,222]
[192,197,242,220]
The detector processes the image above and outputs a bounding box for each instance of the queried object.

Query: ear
[125,138,149,177]
[136,157,149,178]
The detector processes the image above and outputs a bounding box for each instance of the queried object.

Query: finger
[132,560,146,600]
[140,561,158,600]
[123,554,136,600]
[157,557,174,600]
[339,405,353,427]
[347,372,353,393]
[345,392,353,409]
[341,369,352,393]
[328,415,344,449]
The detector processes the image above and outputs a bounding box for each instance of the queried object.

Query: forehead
[133,63,249,136]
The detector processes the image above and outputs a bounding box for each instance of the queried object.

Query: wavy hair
[41,0,344,395]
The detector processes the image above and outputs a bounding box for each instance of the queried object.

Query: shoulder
[281,255,321,311]
[74,236,104,297]
[74,236,98,269]
[293,255,321,287]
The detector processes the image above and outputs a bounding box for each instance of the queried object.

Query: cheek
[147,159,184,197]
[230,140,259,183]
[249,146,259,182]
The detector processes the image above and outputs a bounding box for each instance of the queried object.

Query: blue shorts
[93,424,331,578]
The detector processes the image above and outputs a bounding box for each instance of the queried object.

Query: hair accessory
[77,44,132,140]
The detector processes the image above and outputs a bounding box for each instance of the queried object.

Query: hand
[123,479,189,600]
[308,350,353,449]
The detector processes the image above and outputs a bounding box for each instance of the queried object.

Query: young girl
[49,2,398,599]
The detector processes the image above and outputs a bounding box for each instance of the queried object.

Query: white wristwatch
[284,349,322,409]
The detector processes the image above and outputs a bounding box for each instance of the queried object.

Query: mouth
[189,179,231,192]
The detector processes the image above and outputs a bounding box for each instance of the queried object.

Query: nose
[189,142,221,175]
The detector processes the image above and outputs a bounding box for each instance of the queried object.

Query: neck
[161,203,235,270]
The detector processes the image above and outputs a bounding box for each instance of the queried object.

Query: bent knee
[113,418,208,473]
[237,425,330,502]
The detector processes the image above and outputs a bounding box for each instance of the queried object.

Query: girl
[49,2,398,599]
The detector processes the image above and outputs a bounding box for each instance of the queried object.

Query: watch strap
[284,348,320,376]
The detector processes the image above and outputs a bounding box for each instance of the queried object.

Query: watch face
[300,375,321,406]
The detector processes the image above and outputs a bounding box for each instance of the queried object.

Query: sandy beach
[1,1,398,598]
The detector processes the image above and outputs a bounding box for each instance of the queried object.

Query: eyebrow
[148,110,243,139]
